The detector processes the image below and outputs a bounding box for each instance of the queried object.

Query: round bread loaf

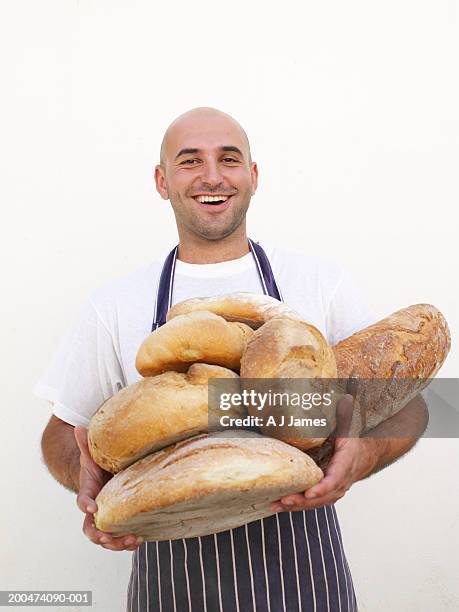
[166,292,302,329]
[88,364,242,473]
[240,318,337,379]
[94,431,323,541]
[136,311,254,377]
[240,318,338,450]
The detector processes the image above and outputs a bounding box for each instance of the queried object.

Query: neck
[176,223,250,264]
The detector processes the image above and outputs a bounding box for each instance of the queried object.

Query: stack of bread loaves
[88,293,450,541]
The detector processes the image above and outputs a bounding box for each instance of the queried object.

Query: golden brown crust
[240,318,337,379]
[239,318,338,450]
[135,311,254,377]
[333,303,451,431]
[239,305,450,448]
[334,303,450,378]
[166,292,302,329]
[94,432,323,541]
[88,364,241,473]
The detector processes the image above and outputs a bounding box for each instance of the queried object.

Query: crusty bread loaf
[238,304,450,449]
[88,364,242,473]
[240,318,338,450]
[333,303,451,432]
[166,292,302,329]
[240,318,337,379]
[136,311,254,376]
[94,431,323,541]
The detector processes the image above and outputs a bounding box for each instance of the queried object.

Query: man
[38,107,428,611]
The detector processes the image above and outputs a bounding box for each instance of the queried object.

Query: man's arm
[271,393,429,512]
[41,416,81,493]
[41,415,142,551]
[359,393,428,478]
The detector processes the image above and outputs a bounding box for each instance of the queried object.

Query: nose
[199,159,224,187]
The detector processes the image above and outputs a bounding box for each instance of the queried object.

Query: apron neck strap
[152,239,282,331]
[248,238,283,302]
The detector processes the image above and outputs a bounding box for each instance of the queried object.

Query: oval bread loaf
[88,364,242,473]
[333,303,451,433]
[94,431,323,541]
[166,292,302,329]
[136,311,254,376]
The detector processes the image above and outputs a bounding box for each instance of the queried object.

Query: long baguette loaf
[136,311,254,376]
[94,431,323,541]
[88,364,242,473]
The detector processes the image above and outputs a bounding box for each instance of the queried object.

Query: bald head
[159,107,252,168]
[154,106,258,244]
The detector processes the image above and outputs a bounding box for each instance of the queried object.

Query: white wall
[1,1,458,610]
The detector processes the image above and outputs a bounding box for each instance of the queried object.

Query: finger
[271,492,310,512]
[334,394,354,439]
[304,462,350,499]
[76,490,98,514]
[83,514,142,549]
[98,535,144,551]
[297,494,346,511]
[304,471,345,499]
[83,513,106,545]
[278,493,306,507]
[99,536,143,551]
[274,488,348,512]
[74,427,90,457]
[303,477,338,500]
[76,465,104,514]
[83,513,118,545]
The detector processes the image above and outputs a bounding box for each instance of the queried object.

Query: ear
[250,162,259,196]
[154,165,169,200]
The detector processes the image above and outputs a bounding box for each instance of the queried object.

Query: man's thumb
[334,394,354,439]
[74,426,89,456]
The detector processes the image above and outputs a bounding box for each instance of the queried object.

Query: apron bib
[128,239,358,612]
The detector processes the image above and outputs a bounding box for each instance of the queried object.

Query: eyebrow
[174,146,244,160]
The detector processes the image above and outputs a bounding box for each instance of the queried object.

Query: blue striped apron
[127,239,358,612]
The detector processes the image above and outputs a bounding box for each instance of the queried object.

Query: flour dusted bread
[88,364,242,473]
[333,303,451,432]
[166,292,302,329]
[136,311,254,376]
[94,431,323,541]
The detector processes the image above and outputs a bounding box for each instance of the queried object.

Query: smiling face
[155,109,258,242]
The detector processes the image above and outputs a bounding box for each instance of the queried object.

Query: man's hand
[271,436,376,512]
[270,395,376,511]
[74,427,143,552]
[270,392,427,513]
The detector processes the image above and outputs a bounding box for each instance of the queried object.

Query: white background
[1,1,458,610]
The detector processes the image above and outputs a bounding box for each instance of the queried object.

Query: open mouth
[192,195,232,206]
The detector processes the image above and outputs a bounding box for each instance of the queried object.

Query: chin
[198,220,246,241]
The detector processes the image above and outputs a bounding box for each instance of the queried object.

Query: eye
[222,157,239,163]
[181,159,199,165]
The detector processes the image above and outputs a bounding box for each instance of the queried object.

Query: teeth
[195,195,229,203]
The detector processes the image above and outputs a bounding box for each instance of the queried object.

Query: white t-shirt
[33,243,375,427]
